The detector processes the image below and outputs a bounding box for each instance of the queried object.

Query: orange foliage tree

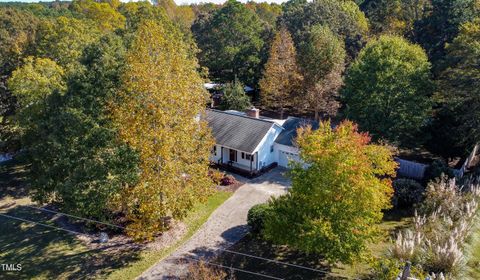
[263,120,397,263]
[259,26,302,119]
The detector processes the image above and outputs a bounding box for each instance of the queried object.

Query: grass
[106,191,231,280]
[464,216,480,280]
[215,209,412,280]
[0,159,232,280]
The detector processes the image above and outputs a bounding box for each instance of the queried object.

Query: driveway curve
[138,167,289,279]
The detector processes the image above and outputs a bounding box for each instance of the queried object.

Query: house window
[241,152,245,159]
[246,154,253,161]
[270,145,274,153]
[212,146,217,156]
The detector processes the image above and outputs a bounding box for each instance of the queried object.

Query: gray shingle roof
[275,117,319,147]
[205,109,276,153]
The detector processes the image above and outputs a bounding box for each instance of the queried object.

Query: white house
[205,108,317,176]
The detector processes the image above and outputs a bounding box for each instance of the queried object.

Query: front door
[229,149,237,162]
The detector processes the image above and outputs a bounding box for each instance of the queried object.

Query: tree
[119,1,168,31]
[0,7,39,152]
[119,1,199,58]
[342,35,433,147]
[35,16,101,72]
[7,56,65,132]
[192,0,267,86]
[300,25,346,120]
[360,0,430,35]
[156,0,196,31]
[220,80,252,111]
[0,7,39,75]
[259,27,302,119]
[8,56,65,109]
[245,2,282,28]
[413,0,479,72]
[429,18,480,157]
[279,0,369,59]
[263,121,397,263]
[71,0,126,32]
[112,20,214,240]
[25,34,140,224]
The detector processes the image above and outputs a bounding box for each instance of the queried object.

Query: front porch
[219,146,257,171]
[210,145,277,178]
[212,161,278,179]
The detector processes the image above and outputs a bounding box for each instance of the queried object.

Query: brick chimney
[246,107,260,118]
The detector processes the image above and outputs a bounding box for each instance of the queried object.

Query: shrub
[220,175,237,186]
[392,179,425,208]
[370,258,427,280]
[183,259,230,280]
[247,203,272,234]
[424,159,455,184]
[209,169,224,185]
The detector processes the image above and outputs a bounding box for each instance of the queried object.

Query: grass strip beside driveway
[106,191,232,280]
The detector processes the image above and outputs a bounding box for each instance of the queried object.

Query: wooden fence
[396,143,479,180]
[454,143,479,178]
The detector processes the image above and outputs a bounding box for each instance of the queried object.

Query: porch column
[220,146,223,164]
[250,154,253,173]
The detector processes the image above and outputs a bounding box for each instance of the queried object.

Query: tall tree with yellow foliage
[112,20,215,240]
[260,27,302,119]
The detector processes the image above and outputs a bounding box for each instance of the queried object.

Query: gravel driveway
[138,167,290,280]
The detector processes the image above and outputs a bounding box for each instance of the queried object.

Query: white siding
[209,144,222,163]
[254,126,283,169]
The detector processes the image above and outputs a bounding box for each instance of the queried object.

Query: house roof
[205,109,279,153]
[275,117,319,147]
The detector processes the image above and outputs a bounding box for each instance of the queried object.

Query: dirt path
[138,168,290,280]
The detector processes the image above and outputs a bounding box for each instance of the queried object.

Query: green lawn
[464,218,480,280]
[0,160,232,280]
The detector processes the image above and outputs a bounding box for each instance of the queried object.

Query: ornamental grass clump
[387,176,480,277]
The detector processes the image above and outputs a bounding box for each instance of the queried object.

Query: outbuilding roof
[205,109,279,153]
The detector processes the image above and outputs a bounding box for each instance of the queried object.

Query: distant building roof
[204,83,222,90]
[205,109,279,153]
[275,117,319,147]
[203,83,254,93]
[243,85,254,92]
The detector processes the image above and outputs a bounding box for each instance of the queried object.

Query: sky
[0,0,289,4]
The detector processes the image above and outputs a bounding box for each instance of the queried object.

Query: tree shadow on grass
[0,160,29,200]
[0,205,142,280]
[179,225,337,280]
[213,233,337,280]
